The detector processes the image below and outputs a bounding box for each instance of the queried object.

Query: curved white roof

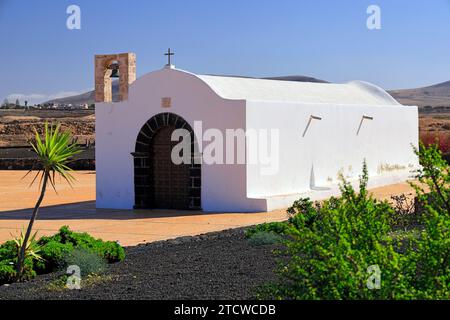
[136,67,401,106]
[196,74,400,106]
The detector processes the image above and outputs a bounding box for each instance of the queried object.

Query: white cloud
[6,93,46,104]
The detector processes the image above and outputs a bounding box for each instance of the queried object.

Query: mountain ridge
[389,81,450,107]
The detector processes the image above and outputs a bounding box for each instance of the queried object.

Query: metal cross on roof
[164,48,174,65]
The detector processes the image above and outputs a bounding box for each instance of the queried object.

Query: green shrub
[0,240,17,261]
[62,248,107,277]
[38,226,125,263]
[0,226,125,285]
[413,143,450,216]
[248,231,283,246]
[260,159,450,300]
[0,262,16,284]
[34,241,74,274]
[40,226,95,248]
[408,143,450,298]
[287,198,322,228]
[411,208,450,298]
[0,240,38,283]
[95,241,126,263]
[389,194,421,229]
[0,258,36,284]
[245,222,290,238]
[19,257,37,282]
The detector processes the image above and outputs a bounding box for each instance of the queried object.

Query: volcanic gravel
[0,228,280,300]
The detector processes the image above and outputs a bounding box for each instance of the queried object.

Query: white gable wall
[245,100,419,199]
[96,68,266,211]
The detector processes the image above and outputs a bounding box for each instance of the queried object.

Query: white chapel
[94,52,419,212]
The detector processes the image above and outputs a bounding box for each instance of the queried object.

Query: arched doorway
[132,113,201,210]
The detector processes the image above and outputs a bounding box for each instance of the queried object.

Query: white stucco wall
[96,67,419,212]
[96,68,266,212]
[245,100,419,200]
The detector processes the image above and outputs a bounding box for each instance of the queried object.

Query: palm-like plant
[16,122,81,279]
[13,230,44,263]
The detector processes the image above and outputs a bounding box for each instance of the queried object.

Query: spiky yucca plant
[16,122,81,279]
[13,230,44,263]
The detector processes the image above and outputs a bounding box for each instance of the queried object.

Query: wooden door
[151,126,190,209]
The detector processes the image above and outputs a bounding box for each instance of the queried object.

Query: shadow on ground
[0,201,254,220]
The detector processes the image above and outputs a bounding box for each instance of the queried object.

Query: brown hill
[389,81,450,107]
[44,81,119,106]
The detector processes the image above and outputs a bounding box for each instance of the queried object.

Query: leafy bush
[412,143,450,216]
[287,198,321,228]
[408,143,450,297]
[0,241,18,284]
[0,240,17,262]
[0,262,16,284]
[260,158,450,300]
[248,231,283,246]
[38,226,125,263]
[245,222,290,238]
[18,258,37,282]
[34,241,74,274]
[0,226,125,285]
[0,258,36,284]
[0,239,38,283]
[62,248,107,277]
[412,209,450,298]
[95,241,125,263]
[389,194,422,229]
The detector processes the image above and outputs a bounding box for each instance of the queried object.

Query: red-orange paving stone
[0,170,416,246]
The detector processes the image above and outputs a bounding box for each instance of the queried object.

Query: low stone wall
[0,158,95,170]
[0,146,95,170]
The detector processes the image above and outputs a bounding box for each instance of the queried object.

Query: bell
[110,68,120,78]
[108,61,120,78]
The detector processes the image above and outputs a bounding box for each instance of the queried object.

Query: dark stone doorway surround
[132,113,201,210]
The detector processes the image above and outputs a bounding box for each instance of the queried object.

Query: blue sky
[1,0,450,104]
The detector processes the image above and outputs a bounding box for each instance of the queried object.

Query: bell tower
[94,52,136,102]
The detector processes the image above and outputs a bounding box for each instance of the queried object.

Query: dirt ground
[0,170,415,246]
[0,109,95,147]
[420,110,450,132]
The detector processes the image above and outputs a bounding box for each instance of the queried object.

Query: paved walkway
[0,171,415,246]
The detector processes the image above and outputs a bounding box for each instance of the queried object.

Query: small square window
[161,97,171,108]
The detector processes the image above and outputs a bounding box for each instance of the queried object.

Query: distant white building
[95,53,419,212]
